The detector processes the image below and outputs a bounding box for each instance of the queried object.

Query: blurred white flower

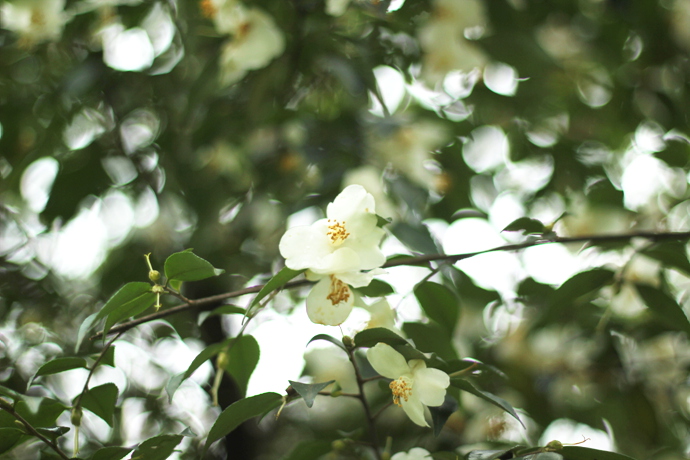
[279,185,386,325]
[1,0,69,45]
[204,0,285,86]
[326,0,351,16]
[367,343,450,426]
[363,298,399,333]
[342,165,396,219]
[391,447,432,460]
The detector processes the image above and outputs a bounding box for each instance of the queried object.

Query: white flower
[367,343,450,427]
[1,0,69,46]
[391,447,432,460]
[279,185,386,325]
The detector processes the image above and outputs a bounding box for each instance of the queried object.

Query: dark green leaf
[429,395,458,437]
[35,426,69,441]
[559,446,636,460]
[354,327,409,348]
[164,250,225,282]
[166,337,233,402]
[390,222,440,255]
[32,357,87,385]
[0,385,21,400]
[414,281,459,335]
[451,378,524,428]
[89,446,133,460]
[131,434,183,460]
[403,322,457,361]
[76,383,119,427]
[203,392,283,455]
[429,453,461,460]
[502,217,545,235]
[281,439,333,460]
[635,284,690,335]
[98,346,116,368]
[307,334,347,352]
[0,427,23,455]
[249,267,304,310]
[97,282,156,337]
[197,304,246,325]
[221,335,260,397]
[376,214,392,227]
[76,313,98,353]
[356,279,395,297]
[549,269,615,307]
[641,241,690,276]
[288,380,335,408]
[11,398,67,428]
[466,448,522,460]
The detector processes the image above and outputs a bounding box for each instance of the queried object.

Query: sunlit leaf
[164,249,225,282]
[203,392,283,455]
[248,266,304,311]
[390,221,439,255]
[131,434,183,460]
[450,378,524,428]
[31,357,88,385]
[76,383,119,427]
[288,380,335,408]
[97,282,156,337]
[356,279,395,297]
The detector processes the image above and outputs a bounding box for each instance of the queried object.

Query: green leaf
[166,337,233,402]
[466,448,521,460]
[164,250,225,282]
[281,440,333,460]
[35,426,70,442]
[288,380,335,408]
[76,383,119,427]
[429,453,462,460]
[1,398,67,429]
[356,279,395,297]
[249,266,304,311]
[131,434,183,460]
[32,357,88,385]
[97,282,156,337]
[429,395,458,437]
[641,241,690,276]
[450,378,524,428]
[0,385,20,400]
[0,427,23,455]
[76,313,98,353]
[221,335,260,397]
[90,446,133,460]
[549,268,614,307]
[307,334,347,352]
[635,284,690,335]
[98,346,116,368]
[197,304,246,325]
[390,222,440,255]
[502,217,546,235]
[203,392,283,455]
[559,446,637,460]
[414,281,459,335]
[402,322,457,361]
[354,327,409,348]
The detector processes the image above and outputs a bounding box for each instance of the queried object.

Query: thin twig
[0,398,71,460]
[90,230,690,340]
[74,331,123,409]
[347,347,382,460]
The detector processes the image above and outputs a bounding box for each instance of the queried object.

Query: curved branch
[90,230,690,340]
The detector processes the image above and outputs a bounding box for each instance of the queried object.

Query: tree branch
[90,230,690,340]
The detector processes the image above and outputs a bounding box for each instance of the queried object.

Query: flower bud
[149,270,161,282]
[71,406,83,427]
[342,335,354,349]
[331,440,347,451]
[546,440,563,451]
[217,351,229,370]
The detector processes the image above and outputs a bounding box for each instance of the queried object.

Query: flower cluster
[279,185,385,325]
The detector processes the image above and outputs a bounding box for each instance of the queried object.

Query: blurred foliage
[3,0,690,459]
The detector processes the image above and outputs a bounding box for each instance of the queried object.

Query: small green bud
[71,406,83,427]
[331,440,347,451]
[546,440,563,451]
[152,285,165,294]
[149,270,161,282]
[217,351,230,369]
[342,335,354,349]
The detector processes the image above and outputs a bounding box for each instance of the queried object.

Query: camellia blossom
[391,447,432,460]
[367,343,450,427]
[279,185,386,325]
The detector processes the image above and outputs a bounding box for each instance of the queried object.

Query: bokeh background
[3,0,690,458]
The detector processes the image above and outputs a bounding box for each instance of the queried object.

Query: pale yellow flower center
[390,376,413,406]
[326,275,350,305]
[326,219,350,244]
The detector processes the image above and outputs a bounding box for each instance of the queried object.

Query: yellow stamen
[326,219,350,244]
[326,275,350,305]
[389,377,412,406]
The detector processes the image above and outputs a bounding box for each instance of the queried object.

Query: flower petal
[279,224,331,270]
[400,391,428,426]
[306,277,354,326]
[412,366,450,407]
[311,247,362,275]
[327,184,375,221]
[366,343,410,379]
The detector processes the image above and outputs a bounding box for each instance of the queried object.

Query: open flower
[367,343,450,427]
[391,448,432,460]
[279,185,386,325]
